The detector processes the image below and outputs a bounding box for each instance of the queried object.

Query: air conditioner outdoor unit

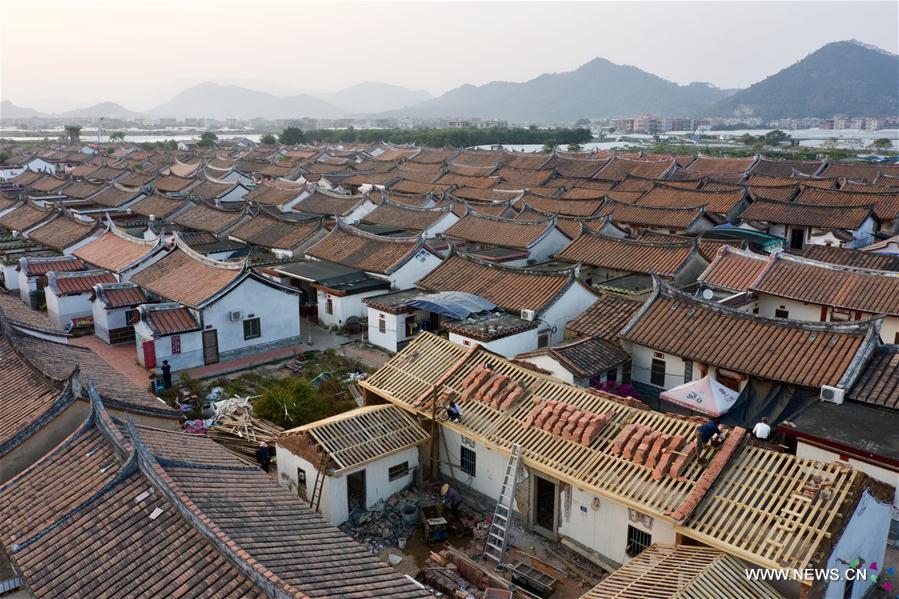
[229,310,242,321]
[820,385,845,405]
[520,309,536,322]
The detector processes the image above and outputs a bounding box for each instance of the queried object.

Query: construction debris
[204,395,282,464]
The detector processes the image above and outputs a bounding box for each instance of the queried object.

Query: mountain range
[2,41,895,123]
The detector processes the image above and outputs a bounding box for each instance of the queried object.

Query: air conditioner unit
[520,309,536,322]
[229,310,242,321]
[820,385,845,405]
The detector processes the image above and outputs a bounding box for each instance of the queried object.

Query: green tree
[253,378,324,429]
[197,131,218,147]
[870,138,893,150]
[566,143,582,152]
[279,127,306,145]
[762,130,789,145]
[574,118,591,127]
[260,133,277,145]
[0,151,10,163]
[140,142,155,151]
[109,131,125,142]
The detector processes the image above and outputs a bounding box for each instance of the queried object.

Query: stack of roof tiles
[458,364,523,411]
[522,398,609,445]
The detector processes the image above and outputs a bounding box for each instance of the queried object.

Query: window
[626,525,652,557]
[125,308,138,325]
[830,307,852,322]
[325,297,333,315]
[650,358,666,387]
[774,308,789,319]
[460,446,476,477]
[537,329,550,348]
[683,359,693,383]
[388,461,409,481]
[378,314,386,334]
[297,468,307,500]
[243,317,261,340]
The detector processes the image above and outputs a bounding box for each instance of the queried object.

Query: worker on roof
[441,483,462,520]
[752,417,771,440]
[256,441,271,473]
[446,399,462,423]
[695,419,722,464]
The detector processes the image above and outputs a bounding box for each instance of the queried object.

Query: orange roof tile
[131,245,243,308]
[305,223,425,274]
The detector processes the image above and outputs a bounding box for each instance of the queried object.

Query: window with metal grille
[683,360,693,383]
[650,358,665,387]
[378,315,386,334]
[326,297,333,315]
[626,525,652,557]
[537,330,550,348]
[460,446,476,477]
[774,308,789,319]
[388,461,409,481]
[243,317,261,340]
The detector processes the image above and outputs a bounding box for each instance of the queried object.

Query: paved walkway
[70,335,152,389]
[185,344,308,380]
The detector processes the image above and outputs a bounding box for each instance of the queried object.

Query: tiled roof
[172,201,245,234]
[638,186,745,216]
[746,184,799,202]
[18,255,85,276]
[229,212,323,251]
[143,303,201,335]
[293,189,369,216]
[557,231,699,278]
[26,213,98,251]
[593,157,675,182]
[746,174,837,189]
[131,245,243,308]
[305,223,424,274]
[566,290,645,340]
[612,176,656,193]
[188,178,239,201]
[87,184,139,207]
[802,244,899,271]
[434,172,500,189]
[450,149,503,168]
[636,230,746,263]
[417,254,578,313]
[819,162,899,183]
[28,175,68,193]
[74,229,159,272]
[552,157,605,178]
[153,174,198,193]
[494,166,554,187]
[0,202,54,231]
[795,186,899,221]
[559,186,611,200]
[620,283,877,388]
[521,192,603,217]
[9,170,43,186]
[0,335,66,454]
[500,152,553,170]
[388,178,452,194]
[406,147,458,163]
[0,292,67,335]
[361,201,451,232]
[519,336,629,377]
[751,253,899,317]
[128,193,185,218]
[848,345,899,409]
[739,198,873,229]
[449,187,520,202]
[600,200,706,229]
[94,282,146,308]
[443,213,555,250]
[47,269,116,296]
[698,246,769,292]
[60,179,103,199]
[87,165,126,181]
[748,157,825,178]
[243,182,304,206]
[685,155,757,175]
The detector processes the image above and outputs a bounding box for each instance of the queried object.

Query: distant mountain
[60,101,143,120]
[0,100,46,120]
[390,58,735,122]
[711,41,899,119]
[317,82,432,114]
[148,82,345,119]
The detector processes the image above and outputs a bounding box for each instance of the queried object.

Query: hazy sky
[2,0,897,113]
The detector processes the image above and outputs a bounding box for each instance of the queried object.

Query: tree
[253,378,323,429]
[870,138,893,150]
[762,130,789,145]
[574,118,591,127]
[279,127,305,145]
[64,125,82,143]
[140,142,155,151]
[260,133,277,145]
[197,131,218,147]
[109,131,125,142]
[567,143,582,152]
[0,151,10,164]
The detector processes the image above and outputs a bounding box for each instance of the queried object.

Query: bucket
[397,537,407,550]
[401,503,418,526]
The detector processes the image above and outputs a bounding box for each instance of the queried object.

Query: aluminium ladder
[482,443,522,567]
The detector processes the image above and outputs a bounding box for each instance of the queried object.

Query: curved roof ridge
[333,220,422,244]
[581,228,694,248]
[173,232,246,270]
[451,248,578,278]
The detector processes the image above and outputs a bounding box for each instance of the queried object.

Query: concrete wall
[133,321,204,372]
[540,283,598,344]
[388,249,443,290]
[448,327,540,358]
[91,302,133,344]
[366,309,430,353]
[201,277,301,361]
[1,263,19,291]
[822,490,892,599]
[17,271,37,303]
[756,293,899,344]
[45,290,93,328]
[622,341,750,393]
[530,228,571,263]
[277,444,419,525]
[318,289,386,328]
[520,355,575,383]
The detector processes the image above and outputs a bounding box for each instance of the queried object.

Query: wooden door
[142,340,156,369]
[789,228,805,250]
[346,470,366,515]
[202,329,219,365]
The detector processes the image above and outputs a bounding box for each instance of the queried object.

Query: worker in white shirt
[752,417,771,440]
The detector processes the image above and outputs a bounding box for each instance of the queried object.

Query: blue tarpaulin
[401,291,496,320]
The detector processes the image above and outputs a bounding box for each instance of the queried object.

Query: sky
[2,0,897,113]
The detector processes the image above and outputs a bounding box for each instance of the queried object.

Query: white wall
[797,442,899,522]
[439,427,518,511]
[540,283,598,344]
[521,355,575,384]
[756,293,899,344]
[388,248,443,290]
[318,289,386,328]
[277,444,419,525]
[822,491,892,599]
[92,302,134,344]
[133,321,204,371]
[2,263,19,291]
[621,342,697,391]
[201,277,301,359]
[448,327,540,358]
[45,290,93,328]
[530,228,571,263]
[423,212,460,238]
[559,485,676,568]
[17,271,37,302]
[366,308,430,353]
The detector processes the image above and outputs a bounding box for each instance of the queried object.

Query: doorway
[532,475,558,539]
[202,329,219,365]
[347,470,366,515]
[789,228,805,251]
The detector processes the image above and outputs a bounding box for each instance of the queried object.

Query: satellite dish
[702,289,715,301]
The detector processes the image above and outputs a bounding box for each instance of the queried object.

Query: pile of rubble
[339,489,432,553]
[204,395,282,465]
